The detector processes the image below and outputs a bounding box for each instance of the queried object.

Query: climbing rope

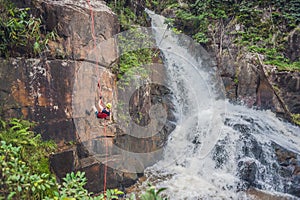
[86,0,102,98]
[84,1,169,196]
[85,0,108,195]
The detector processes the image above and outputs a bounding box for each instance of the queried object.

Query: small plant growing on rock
[140,184,167,200]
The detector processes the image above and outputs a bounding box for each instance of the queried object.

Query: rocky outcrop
[1,0,177,193]
[204,20,299,122]
[0,0,129,193]
[10,0,119,61]
[0,58,77,145]
[285,27,300,62]
[223,115,300,198]
[39,0,119,60]
[270,71,300,114]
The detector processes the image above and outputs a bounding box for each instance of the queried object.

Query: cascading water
[141,10,300,199]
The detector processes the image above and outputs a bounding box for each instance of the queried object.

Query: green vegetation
[109,0,297,71]
[106,0,300,71]
[0,118,57,199]
[107,1,155,86]
[0,0,56,57]
[0,118,118,199]
[292,113,300,126]
[140,185,167,200]
[0,118,168,199]
[158,0,300,71]
[115,28,153,86]
[107,0,149,30]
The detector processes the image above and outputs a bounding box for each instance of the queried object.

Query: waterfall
[143,10,300,199]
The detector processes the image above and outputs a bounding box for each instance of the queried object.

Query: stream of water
[141,9,300,200]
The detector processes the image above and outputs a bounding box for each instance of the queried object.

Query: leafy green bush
[140,184,167,200]
[58,171,91,199]
[0,140,57,199]
[49,171,125,200]
[0,118,56,174]
[0,118,57,199]
[0,0,56,57]
[291,114,300,126]
[114,28,154,88]
[107,0,148,30]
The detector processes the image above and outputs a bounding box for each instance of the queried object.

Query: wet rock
[213,141,229,169]
[272,143,300,197]
[228,113,300,197]
[238,159,258,187]
[289,174,300,197]
[270,71,300,114]
[222,76,237,101]
[247,188,296,200]
[237,62,259,107]
[285,27,300,62]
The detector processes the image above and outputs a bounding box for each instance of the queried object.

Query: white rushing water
[143,9,300,199]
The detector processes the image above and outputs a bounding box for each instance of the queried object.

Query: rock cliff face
[0,0,128,193]
[0,58,77,144]
[211,24,300,120]
[1,0,177,193]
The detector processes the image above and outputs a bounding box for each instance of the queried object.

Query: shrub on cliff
[0,0,56,57]
[0,118,57,199]
[0,118,165,199]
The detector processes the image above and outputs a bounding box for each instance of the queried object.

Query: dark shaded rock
[222,76,237,101]
[50,150,141,193]
[50,147,78,182]
[237,62,259,107]
[226,114,300,197]
[80,155,140,193]
[128,83,175,126]
[256,77,275,110]
[270,71,300,114]
[285,27,300,62]
[80,156,109,193]
[238,159,257,187]
[212,141,229,169]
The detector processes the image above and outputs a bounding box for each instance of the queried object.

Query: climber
[87,96,112,120]
[95,96,111,119]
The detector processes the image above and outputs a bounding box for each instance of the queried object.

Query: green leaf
[17,185,22,192]
[7,192,16,200]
